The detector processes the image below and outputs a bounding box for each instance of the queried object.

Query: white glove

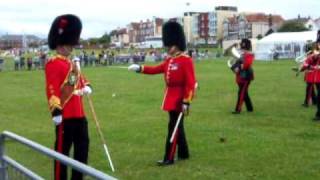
[73,86,92,96]
[128,64,141,72]
[52,115,62,125]
[182,103,190,116]
[83,85,92,95]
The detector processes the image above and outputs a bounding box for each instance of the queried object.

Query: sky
[0,0,319,39]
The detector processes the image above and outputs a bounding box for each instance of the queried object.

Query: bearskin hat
[48,14,82,50]
[240,38,252,51]
[162,21,186,51]
[317,30,320,43]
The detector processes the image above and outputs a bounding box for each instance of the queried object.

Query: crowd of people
[8,47,217,72]
[13,51,47,71]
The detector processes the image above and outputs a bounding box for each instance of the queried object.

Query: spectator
[20,56,25,70]
[27,57,33,70]
[14,55,20,70]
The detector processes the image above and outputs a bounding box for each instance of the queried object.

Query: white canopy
[255,31,318,61]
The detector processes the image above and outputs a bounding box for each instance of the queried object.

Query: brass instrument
[292,51,312,76]
[227,47,243,73]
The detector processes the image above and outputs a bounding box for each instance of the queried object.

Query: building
[127,22,140,44]
[215,6,238,41]
[183,12,198,44]
[110,28,130,47]
[286,16,319,31]
[191,12,218,45]
[136,17,163,43]
[315,18,320,29]
[0,34,42,49]
[223,13,284,40]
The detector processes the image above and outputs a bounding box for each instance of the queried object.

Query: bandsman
[128,21,197,166]
[300,30,320,120]
[45,14,92,180]
[301,42,317,107]
[232,39,255,114]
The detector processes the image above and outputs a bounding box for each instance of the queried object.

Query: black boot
[157,160,174,166]
[313,116,320,121]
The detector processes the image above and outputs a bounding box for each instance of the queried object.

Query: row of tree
[80,33,111,48]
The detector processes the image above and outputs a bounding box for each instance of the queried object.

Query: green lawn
[0,59,320,180]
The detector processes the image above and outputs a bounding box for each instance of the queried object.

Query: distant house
[127,22,140,44]
[285,16,319,31]
[0,34,42,49]
[191,12,218,45]
[223,13,284,40]
[315,18,320,29]
[110,28,129,47]
[136,17,163,43]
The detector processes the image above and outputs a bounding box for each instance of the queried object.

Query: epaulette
[46,57,56,64]
[180,53,191,58]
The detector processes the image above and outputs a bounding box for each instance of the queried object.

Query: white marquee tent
[255,31,318,61]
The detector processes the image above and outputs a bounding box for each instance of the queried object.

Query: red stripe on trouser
[237,82,249,111]
[307,84,313,105]
[55,123,64,180]
[169,129,179,161]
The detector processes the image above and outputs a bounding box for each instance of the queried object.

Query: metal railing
[0,131,117,180]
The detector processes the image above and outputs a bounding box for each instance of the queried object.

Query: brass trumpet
[227,47,243,73]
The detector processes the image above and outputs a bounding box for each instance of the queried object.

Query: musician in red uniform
[301,43,317,107]
[45,14,92,180]
[301,31,320,120]
[128,21,197,166]
[233,39,254,114]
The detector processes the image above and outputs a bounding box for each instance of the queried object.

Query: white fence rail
[0,131,117,180]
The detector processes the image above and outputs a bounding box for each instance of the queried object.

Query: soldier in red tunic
[45,14,92,180]
[301,43,317,107]
[128,21,197,166]
[300,31,320,120]
[232,39,254,114]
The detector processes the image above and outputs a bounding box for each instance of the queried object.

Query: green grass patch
[0,59,319,179]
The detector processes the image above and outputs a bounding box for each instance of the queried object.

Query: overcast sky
[0,0,319,38]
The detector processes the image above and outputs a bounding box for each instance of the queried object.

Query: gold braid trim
[49,95,62,112]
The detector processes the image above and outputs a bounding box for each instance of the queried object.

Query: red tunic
[302,54,320,83]
[304,70,315,83]
[141,54,197,111]
[236,52,254,84]
[45,55,89,119]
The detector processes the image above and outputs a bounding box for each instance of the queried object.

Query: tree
[278,21,309,32]
[256,34,263,40]
[98,33,111,45]
[88,38,99,46]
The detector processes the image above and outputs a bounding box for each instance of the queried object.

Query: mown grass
[0,59,320,180]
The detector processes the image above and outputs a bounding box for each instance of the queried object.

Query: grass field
[1,59,320,179]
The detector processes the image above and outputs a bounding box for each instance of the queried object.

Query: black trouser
[315,84,320,118]
[304,83,317,105]
[163,111,189,161]
[235,81,253,112]
[54,118,89,180]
